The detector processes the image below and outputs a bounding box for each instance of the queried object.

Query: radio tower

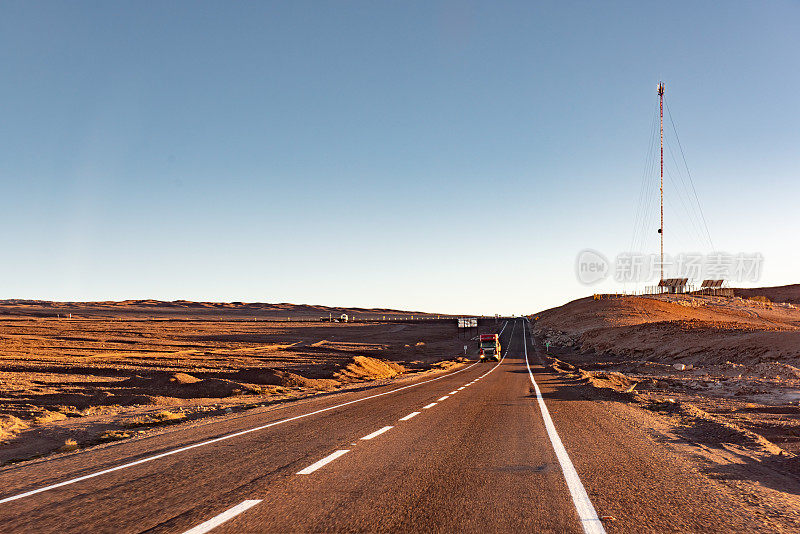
[658,81,665,283]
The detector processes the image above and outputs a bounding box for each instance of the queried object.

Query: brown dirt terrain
[0,301,473,465]
[735,284,800,307]
[0,299,438,321]
[531,286,800,528]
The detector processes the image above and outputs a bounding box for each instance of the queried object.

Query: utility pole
[658,81,665,284]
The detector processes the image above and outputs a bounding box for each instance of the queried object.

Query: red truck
[479,334,501,362]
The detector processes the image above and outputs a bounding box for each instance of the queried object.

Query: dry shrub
[122,410,186,428]
[748,295,771,303]
[33,410,68,425]
[59,439,79,452]
[0,415,29,441]
[152,410,185,423]
[99,430,133,442]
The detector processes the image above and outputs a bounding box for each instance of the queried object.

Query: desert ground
[4,290,800,531]
[0,301,474,465]
[531,284,800,523]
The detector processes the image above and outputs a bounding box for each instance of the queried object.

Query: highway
[0,319,760,533]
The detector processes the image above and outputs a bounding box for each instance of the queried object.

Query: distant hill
[0,299,438,320]
[530,284,800,367]
[733,284,800,306]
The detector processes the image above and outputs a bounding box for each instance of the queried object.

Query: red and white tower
[658,81,665,283]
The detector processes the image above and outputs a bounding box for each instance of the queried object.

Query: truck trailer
[479,333,501,362]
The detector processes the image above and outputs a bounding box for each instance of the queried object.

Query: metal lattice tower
[658,81,665,283]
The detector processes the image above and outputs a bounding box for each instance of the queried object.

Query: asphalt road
[0,320,761,533]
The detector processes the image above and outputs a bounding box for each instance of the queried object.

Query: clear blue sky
[2,2,798,315]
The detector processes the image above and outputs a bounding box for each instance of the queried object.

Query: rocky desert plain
[0,301,469,465]
[2,286,800,529]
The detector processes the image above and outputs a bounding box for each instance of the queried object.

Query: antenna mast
[658,81,665,283]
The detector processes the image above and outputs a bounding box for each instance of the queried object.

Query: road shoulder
[532,362,800,532]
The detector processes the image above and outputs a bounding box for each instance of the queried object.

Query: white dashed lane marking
[296,450,350,475]
[0,359,482,505]
[201,324,511,518]
[181,500,262,534]
[361,426,393,440]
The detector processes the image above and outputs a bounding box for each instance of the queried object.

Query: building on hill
[658,278,689,294]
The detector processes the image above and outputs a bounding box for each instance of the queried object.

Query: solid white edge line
[399,411,420,421]
[0,359,482,504]
[296,449,350,475]
[522,319,606,534]
[181,499,262,534]
[422,402,437,409]
[437,395,449,401]
[361,426,393,440]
